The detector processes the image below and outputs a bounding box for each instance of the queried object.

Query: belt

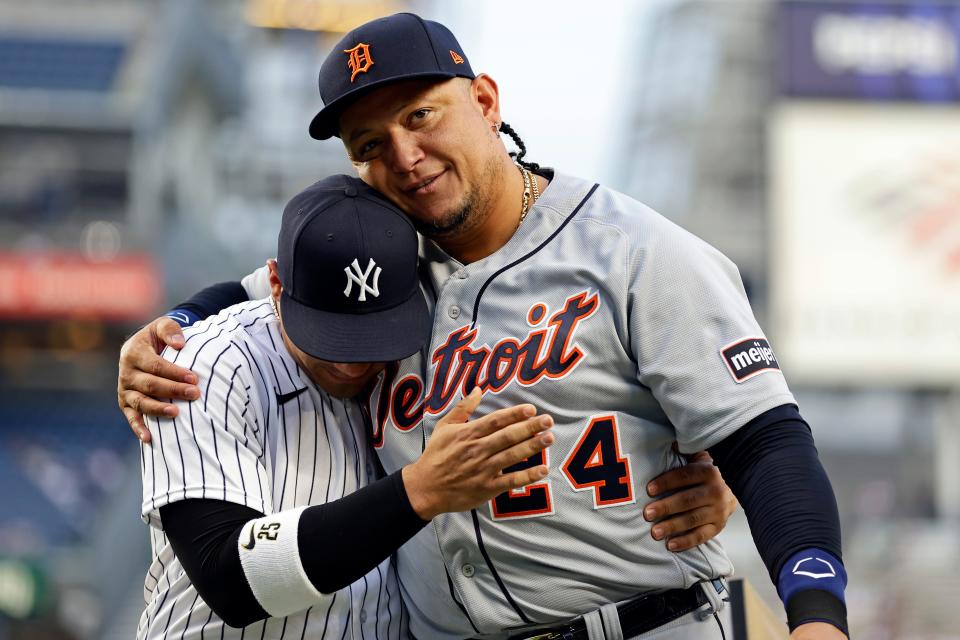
[507,584,709,640]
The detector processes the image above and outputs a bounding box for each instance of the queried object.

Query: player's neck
[435,162,540,265]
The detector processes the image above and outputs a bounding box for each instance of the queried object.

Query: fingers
[121,390,179,419]
[648,501,714,538]
[117,316,197,445]
[127,369,200,403]
[437,387,483,425]
[120,325,197,386]
[142,350,197,386]
[660,524,719,552]
[118,329,197,400]
[644,483,718,522]
[486,422,555,471]
[122,406,152,444]
[495,464,550,493]
[645,464,733,552]
[468,402,539,438]
[154,317,186,349]
[647,459,718,496]
[483,415,554,467]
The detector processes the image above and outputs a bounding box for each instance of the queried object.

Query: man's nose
[385,130,424,173]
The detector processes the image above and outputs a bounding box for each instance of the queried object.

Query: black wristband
[786,589,848,636]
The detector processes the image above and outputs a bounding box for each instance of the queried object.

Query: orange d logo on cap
[311,14,477,140]
[344,43,374,82]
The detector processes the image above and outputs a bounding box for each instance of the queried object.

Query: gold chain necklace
[518,165,540,228]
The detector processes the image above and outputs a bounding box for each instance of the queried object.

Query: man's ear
[267,259,282,299]
[472,74,502,125]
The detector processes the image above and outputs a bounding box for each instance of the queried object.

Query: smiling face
[339,76,510,242]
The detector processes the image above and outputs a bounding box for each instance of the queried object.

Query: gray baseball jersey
[240,172,795,639]
[138,299,406,640]
[366,172,796,638]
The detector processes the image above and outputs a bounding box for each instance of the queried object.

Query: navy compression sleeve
[160,469,428,627]
[709,404,847,634]
[166,281,249,327]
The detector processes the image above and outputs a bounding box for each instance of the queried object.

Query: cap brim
[279,289,432,363]
[309,71,462,140]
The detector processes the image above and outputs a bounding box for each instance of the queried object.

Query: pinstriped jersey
[138,300,406,640]
[363,172,797,639]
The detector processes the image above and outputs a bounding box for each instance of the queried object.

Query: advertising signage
[0,253,161,321]
[780,0,960,102]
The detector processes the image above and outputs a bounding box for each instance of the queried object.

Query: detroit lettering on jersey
[371,291,599,445]
[720,337,781,383]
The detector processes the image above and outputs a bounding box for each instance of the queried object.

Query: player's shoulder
[546,172,717,254]
[545,173,740,283]
[162,298,277,366]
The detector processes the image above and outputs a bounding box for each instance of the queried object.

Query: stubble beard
[411,154,504,242]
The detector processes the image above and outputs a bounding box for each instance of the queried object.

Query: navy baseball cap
[309,13,475,140]
[277,174,431,363]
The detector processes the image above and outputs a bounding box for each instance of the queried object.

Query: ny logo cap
[277,174,430,363]
[309,13,475,140]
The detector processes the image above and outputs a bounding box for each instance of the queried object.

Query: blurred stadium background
[0,0,957,638]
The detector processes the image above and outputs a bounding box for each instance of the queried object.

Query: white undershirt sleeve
[241,263,273,300]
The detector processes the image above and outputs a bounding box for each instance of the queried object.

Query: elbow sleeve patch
[237,507,322,618]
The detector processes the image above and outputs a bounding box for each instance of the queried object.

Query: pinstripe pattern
[138,300,405,640]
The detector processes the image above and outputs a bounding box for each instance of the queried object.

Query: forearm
[299,467,428,591]
[160,469,427,627]
[709,405,847,634]
[166,281,249,327]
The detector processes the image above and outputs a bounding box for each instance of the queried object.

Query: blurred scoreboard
[770,1,960,386]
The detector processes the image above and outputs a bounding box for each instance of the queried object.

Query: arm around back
[118,279,251,442]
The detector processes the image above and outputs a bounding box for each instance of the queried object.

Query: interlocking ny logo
[344,43,374,82]
[344,258,382,302]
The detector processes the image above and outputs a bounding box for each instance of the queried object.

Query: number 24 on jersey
[492,415,634,519]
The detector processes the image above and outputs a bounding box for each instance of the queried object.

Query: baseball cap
[309,12,475,140]
[277,174,431,363]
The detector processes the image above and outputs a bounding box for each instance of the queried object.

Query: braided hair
[499,122,541,172]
